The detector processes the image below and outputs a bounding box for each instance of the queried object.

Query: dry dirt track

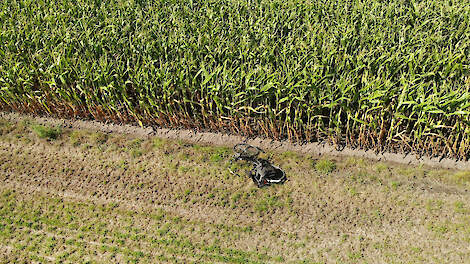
[2,111,470,170]
[1,116,470,263]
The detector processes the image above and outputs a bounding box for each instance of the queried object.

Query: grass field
[1,0,469,158]
[1,118,470,263]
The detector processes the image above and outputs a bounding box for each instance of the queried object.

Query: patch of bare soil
[1,115,470,263]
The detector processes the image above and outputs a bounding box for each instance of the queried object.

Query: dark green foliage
[31,125,62,140]
[0,0,469,157]
[315,159,336,174]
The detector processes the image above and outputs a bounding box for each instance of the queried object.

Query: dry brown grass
[1,118,470,263]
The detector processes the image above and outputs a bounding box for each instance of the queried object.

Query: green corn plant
[0,0,469,158]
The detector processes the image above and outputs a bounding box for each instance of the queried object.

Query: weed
[375,163,389,173]
[454,201,466,213]
[427,223,449,235]
[231,192,242,204]
[210,153,224,162]
[425,200,444,213]
[209,147,231,163]
[69,131,85,146]
[118,160,129,170]
[410,247,423,253]
[348,251,362,260]
[90,132,108,145]
[351,170,368,183]
[281,151,298,159]
[178,166,190,173]
[31,125,62,140]
[129,138,143,149]
[131,149,143,158]
[373,209,384,220]
[348,187,359,196]
[314,159,336,174]
[152,138,166,149]
[345,157,367,168]
[0,119,13,136]
[391,181,401,190]
[451,171,470,185]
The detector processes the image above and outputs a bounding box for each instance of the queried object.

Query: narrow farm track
[1,118,470,263]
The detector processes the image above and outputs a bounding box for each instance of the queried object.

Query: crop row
[0,0,469,158]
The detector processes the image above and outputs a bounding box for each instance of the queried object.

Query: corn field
[0,0,469,158]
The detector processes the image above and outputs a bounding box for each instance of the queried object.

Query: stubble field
[1,117,470,263]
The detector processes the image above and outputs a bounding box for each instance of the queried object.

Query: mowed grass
[1,118,470,263]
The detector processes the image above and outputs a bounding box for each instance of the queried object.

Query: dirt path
[2,111,470,170]
[1,115,470,263]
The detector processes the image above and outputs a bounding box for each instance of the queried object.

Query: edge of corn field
[2,110,470,170]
